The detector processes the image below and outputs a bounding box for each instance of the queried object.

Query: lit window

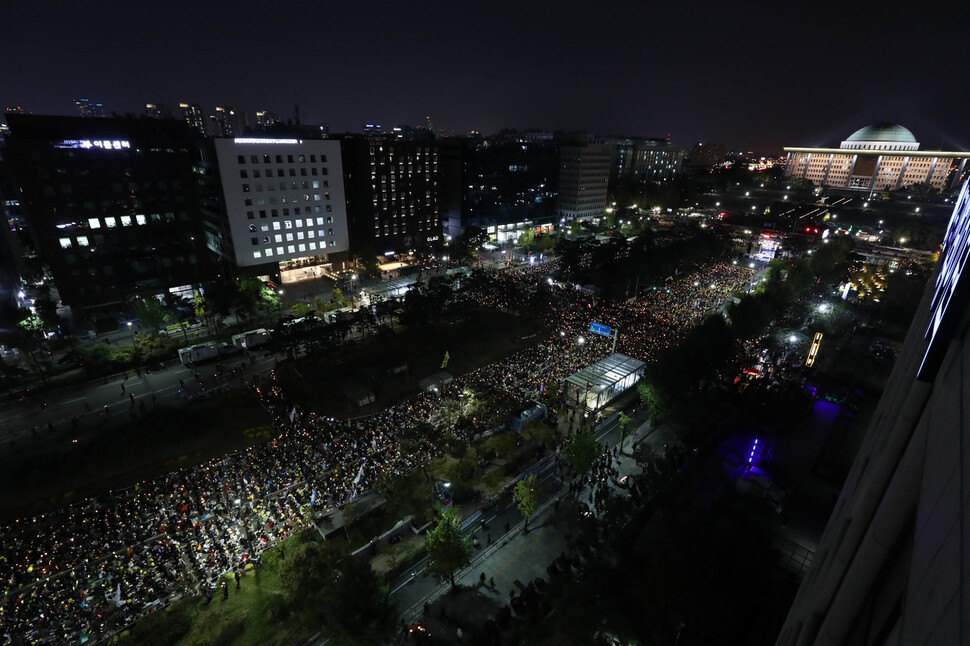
[59,237,72,248]
[77,236,90,246]
[265,248,273,256]
[295,219,303,228]
[253,251,262,258]
[273,222,281,230]
[298,244,306,252]
[286,233,294,241]
[274,234,282,243]
[307,230,315,238]
[135,214,147,225]
[120,216,132,227]
[288,245,296,253]
[105,217,117,228]
[88,218,101,229]
[309,242,317,250]
[276,247,284,255]
[297,231,305,240]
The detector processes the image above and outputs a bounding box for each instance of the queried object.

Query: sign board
[590,321,612,338]
[919,179,970,381]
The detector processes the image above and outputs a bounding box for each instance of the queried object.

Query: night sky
[3,0,968,154]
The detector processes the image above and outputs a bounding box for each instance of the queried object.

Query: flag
[310,489,317,506]
[289,406,297,423]
[353,464,364,485]
[441,351,450,369]
[113,583,121,608]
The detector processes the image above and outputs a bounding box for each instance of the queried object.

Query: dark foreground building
[3,114,224,319]
[776,179,970,645]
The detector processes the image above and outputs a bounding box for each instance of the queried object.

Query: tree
[637,378,669,424]
[618,411,635,455]
[518,229,536,251]
[425,506,473,588]
[131,296,168,331]
[562,428,599,477]
[514,474,540,530]
[322,557,398,644]
[278,539,340,608]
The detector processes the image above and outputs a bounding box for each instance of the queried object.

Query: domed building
[784,122,970,192]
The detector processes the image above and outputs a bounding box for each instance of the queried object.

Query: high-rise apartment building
[784,123,970,193]
[179,102,208,136]
[212,136,350,282]
[557,139,612,221]
[340,135,440,258]
[255,110,280,130]
[776,179,970,645]
[2,114,223,318]
[145,103,172,120]
[210,107,249,138]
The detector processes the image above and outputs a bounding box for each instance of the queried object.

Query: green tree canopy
[425,506,473,588]
[321,557,398,644]
[637,378,669,424]
[562,428,599,476]
[514,474,540,528]
[131,296,168,331]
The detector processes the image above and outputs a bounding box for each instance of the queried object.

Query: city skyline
[3,0,968,154]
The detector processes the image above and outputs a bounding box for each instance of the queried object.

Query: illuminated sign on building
[55,139,131,150]
[918,179,970,381]
[233,138,302,145]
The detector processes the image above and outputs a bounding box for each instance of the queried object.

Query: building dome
[845,123,917,144]
[840,123,919,151]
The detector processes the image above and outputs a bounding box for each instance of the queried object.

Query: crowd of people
[0,259,753,645]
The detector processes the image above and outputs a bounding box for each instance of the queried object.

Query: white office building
[213,137,350,282]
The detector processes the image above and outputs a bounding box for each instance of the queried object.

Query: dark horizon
[3,0,968,155]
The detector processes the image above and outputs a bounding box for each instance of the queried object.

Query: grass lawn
[115,540,318,646]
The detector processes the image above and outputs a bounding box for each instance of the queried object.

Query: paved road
[0,350,281,445]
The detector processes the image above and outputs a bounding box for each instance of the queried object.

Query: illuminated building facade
[784,123,970,193]
[340,135,440,258]
[557,141,612,220]
[2,114,222,316]
[776,180,970,645]
[212,137,350,281]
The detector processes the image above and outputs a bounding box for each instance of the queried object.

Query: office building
[2,114,223,318]
[776,179,970,645]
[557,139,612,221]
[212,136,350,283]
[340,135,440,258]
[73,98,105,118]
[439,135,559,245]
[784,123,970,193]
[606,136,683,206]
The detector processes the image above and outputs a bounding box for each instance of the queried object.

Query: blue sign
[590,322,612,337]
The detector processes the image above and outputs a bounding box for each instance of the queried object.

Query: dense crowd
[0,260,752,645]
